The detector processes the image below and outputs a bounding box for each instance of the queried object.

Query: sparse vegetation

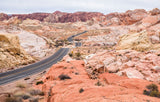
[143,84,160,98]
[5,97,22,102]
[95,80,103,86]
[38,91,45,96]
[75,52,81,57]
[16,83,26,88]
[28,97,39,102]
[68,53,73,57]
[58,74,71,80]
[36,80,44,85]
[29,89,43,96]
[79,88,84,93]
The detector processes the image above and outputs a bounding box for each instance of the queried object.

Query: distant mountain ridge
[0,8,160,25]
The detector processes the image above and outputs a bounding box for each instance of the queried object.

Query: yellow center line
[0,48,67,79]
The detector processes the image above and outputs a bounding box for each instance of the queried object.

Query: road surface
[0,31,87,85]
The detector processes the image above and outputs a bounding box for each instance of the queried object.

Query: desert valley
[0,8,160,102]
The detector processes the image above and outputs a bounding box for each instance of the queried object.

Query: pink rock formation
[86,50,160,82]
[35,60,160,102]
[44,11,104,23]
[0,13,9,21]
[150,8,160,15]
[11,13,50,21]
[104,9,147,25]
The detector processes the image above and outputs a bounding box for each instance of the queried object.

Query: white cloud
[0,0,160,14]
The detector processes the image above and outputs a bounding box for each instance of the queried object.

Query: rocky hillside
[35,59,160,102]
[0,33,34,70]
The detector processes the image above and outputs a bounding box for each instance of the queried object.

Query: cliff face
[0,33,34,70]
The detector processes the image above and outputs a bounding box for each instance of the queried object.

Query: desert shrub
[95,80,102,86]
[75,52,81,57]
[147,84,158,92]
[79,88,84,93]
[14,92,30,100]
[29,89,42,96]
[38,91,45,96]
[143,84,160,98]
[150,91,160,97]
[16,83,26,88]
[58,74,71,80]
[29,97,39,102]
[5,97,22,102]
[36,81,43,85]
[68,53,73,57]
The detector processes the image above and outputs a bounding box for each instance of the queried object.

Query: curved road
[0,31,87,85]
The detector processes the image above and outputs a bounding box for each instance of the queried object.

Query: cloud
[0,0,160,14]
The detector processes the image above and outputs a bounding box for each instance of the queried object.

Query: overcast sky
[0,0,160,14]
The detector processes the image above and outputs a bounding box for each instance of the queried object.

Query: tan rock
[0,33,34,69]
[116,30,153,52]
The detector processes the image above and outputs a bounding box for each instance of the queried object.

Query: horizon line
[0,8,157,15]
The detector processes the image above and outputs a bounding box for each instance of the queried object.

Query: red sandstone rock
[86,50,160,82]
[0,13,9,21]
[11,13,50,21]
[44,11,104,23]
[35,60,160,102]
[150,8,160,15]
[105,9,147,25]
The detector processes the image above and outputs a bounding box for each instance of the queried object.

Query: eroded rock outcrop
[86,50,160,82]
[35,60,160,102]
[116,30,153,51]
[0,33,34,70]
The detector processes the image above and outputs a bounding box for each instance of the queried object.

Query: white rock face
[17,31,50,58]
[153,66,160,70]
[117,68,144,79]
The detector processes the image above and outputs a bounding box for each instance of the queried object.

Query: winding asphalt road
[0,31,87,85]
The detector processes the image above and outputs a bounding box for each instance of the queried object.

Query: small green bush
[150,90,160,97]
[75,52,81,57]
[79,88,84,93]
[36,81,44,85]
[143,84,160,98]
[58,74,71,80]
[68,53,73,57]
[95,80,102,86]
[146,84,158,92]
